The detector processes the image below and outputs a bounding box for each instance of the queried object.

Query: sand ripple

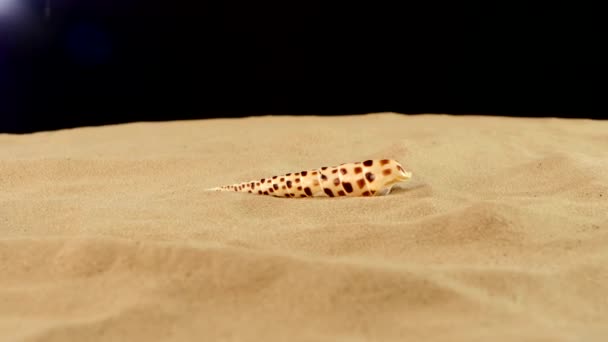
[1,114,607,341]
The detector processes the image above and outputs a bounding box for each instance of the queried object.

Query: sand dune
[1,113,607,341]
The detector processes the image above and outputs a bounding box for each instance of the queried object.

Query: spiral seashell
[206,159,412,198]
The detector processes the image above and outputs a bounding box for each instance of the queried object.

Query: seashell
[206,159,412,198]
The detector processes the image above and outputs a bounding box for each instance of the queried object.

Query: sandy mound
[1,113,607,341]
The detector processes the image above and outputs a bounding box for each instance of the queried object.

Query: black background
[0,1,605,133]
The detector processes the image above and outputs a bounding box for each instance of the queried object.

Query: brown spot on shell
[269,188,274,193]
[295,178,300,183]
[380,159,390,165]
[324,188,335,197]
[258,190,262,194]
[251,182,255,189]
[363,160,373,167]
[282,185,287,190]
[321,174,327,181]
[371,190,376,194]
[297,186,302,190]
[362,191,371,196]
[272,176,277,179]
[286,180,292,188]
[248,190,252,193]
[263,191,269,195]
[301,171,308,176]
[357,179,366,189]
[321,167,328,170]
[295,173,300,176]
[354,167,363,174]
[313,180,320,186]
[286,173,291,176]
[312,171,318,175]
[338,190,346,196]
[267,179,271,183]
[304,187,313,196]
[332,169,338,174]
[340,168,347,175]
[342,182,353,193]
[273,184,279,190]
[333,178,340,186]
[261,178,265,183]
[365,172,375,182]
[300,194,307,197]
[383,169,392,175]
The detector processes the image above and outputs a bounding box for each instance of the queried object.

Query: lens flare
[0,0,20,16]
[0,0,35,33]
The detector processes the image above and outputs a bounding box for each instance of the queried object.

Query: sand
[1,113,607,341]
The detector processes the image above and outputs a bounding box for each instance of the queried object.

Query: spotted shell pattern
[207,159,412,198]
